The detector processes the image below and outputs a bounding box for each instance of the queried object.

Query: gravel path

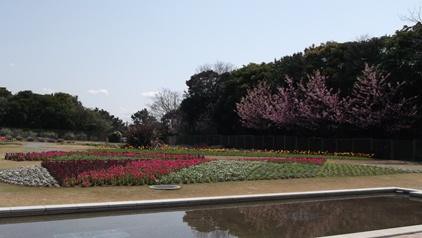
[0,166,59,187]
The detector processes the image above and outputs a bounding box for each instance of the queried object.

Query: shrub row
[0,128,90,141]
[119,145,373,160]
[5,151,205,161]
[5,151,70,161]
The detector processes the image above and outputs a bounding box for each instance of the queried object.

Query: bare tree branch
[149,89,182,119]
[355,34,371,42]
[400,6,422,23]
[196,61,236,74]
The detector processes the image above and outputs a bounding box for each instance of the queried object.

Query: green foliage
[0,128,12,136]
[179,23,422,137]
[39,131,58,139]
[63,132,76,140]
[126,124,158,147]
[0,89,126,140]
[108,131,123,143]
[127,109,160,147]
[131,109,157,125]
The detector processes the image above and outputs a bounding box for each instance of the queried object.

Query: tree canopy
[179,23,422,138]
[0,88,125,139]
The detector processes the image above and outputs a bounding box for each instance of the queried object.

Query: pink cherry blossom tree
[237,72,347,130]
[235,81,274,129]
[236,65,418,134]
[347,64,418,132]
[296,71,346,129]
[263,76,299,129]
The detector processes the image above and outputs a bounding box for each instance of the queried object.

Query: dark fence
[168,135,422,161]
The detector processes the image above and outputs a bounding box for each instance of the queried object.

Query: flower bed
[120,145,374,160]
[318,163,406,177]
[5,151,69,161]
[159,160,322,184]
[158,160,408,185]
[239,157,326,165]
[5,151,205,161]
[42,158,208,187]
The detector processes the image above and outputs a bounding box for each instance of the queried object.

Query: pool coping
[319,224,422,238]
[0,186,419,217]
[1,186,422,237]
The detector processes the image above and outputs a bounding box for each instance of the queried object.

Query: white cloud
[141,91,158,97]
[41,88,54,94]
[88,89,109,95]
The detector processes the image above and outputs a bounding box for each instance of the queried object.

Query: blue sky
[0,0,420,121]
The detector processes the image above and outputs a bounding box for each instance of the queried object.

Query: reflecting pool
[1,195,422,238]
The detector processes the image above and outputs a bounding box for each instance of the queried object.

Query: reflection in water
[183,196,422,238]
[1,196,422,238]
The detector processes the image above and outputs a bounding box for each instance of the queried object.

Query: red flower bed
[5,151,205,161]
[42,158,207,187]
[87,151,204,160]
[5,151,70,161]
[240,157,326,165]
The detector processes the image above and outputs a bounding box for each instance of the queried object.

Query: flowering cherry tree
[263,76,299,129]
[235,81,274,129]
[348,64,418,132]
[236,65,418,134]
[237,72,346,130]
[296,71,346,129]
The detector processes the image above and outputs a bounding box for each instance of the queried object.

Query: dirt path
[0,173,422,207]
[0,142,97,169]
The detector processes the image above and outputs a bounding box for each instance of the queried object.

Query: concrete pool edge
[319,224,422,238]
[0,186,419,218]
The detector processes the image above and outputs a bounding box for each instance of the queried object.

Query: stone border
[1,187,422,237]
[0,187,418,218]
[319,224,422,238]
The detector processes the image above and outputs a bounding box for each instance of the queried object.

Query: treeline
[0,88,125,140]
[178,23,422,138]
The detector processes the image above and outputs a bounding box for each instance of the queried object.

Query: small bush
[63,132,76,140]
[26,131,37,138]
[108,131,122,143]
[12,129,23,138]
[39,131,58,139]
[126,124,158,147]
[75,132,87,141]
[0,128,12,137]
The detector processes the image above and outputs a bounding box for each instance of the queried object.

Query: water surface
[1,195,422,238]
